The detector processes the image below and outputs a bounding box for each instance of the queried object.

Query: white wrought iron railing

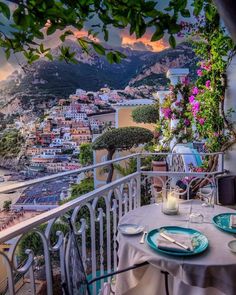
[0,152,225,295]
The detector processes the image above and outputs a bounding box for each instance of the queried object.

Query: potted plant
[146,143,169,191]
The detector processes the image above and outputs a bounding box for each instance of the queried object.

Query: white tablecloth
[115,200,236,295]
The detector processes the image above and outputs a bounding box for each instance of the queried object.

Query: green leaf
[193,0,204,16]
[34,31,44,39]
[169,35,176,48]
[115,51,127,59]
[39,43,44,53]
[45,53,53,61]
[47,24,57,35]
[0,2,10,19]
[92,43,105,55]
[168,22,181,34]
[180,9,190,18]
[106,52,115,64]
[5,48,10,60]
[151,27,164,41]
[205,4,214,21]
[104,29,109,42]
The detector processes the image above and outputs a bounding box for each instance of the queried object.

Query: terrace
[0,151,225,294]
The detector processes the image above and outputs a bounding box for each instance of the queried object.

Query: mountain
[129,43,198,87]
[0,41,197,115]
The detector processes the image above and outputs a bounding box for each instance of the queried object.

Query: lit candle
[166,193,177,210]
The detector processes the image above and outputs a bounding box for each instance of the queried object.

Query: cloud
[121,31,169,52]
[124,41,153,51]
[0,62,14,80]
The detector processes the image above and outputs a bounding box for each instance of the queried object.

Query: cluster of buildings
[22,87,122,173]
[1,85,156,214]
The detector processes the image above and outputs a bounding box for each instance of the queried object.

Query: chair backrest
[63,218,90,295]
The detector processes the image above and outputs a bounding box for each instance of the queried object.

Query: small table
[115,200,236,295]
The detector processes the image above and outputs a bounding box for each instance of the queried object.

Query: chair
[62,218,170,295]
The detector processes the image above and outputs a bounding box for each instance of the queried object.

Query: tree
[0,0,216,65]
[79,143,93,166]
[132,104,159,124]
[92,127,153,183]
[3,200,11,211]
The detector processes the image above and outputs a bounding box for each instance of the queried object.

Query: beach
[0,168,22,209]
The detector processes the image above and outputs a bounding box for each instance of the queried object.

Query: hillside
[0,42,197,115]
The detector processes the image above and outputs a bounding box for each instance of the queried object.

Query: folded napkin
[157,232,193,252]
[230,215,236,228]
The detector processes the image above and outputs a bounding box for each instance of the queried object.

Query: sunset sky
[0,0,174,81]
[0,28,169,81]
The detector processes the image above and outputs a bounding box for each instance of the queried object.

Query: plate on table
[212,213,236,233]
[118,224,144,235]
[146,226,209,256]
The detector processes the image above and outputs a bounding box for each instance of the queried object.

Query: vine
[155,1,236,171]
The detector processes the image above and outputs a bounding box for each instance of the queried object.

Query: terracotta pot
[152,160,167,191]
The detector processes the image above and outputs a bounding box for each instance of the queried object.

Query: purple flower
[192,87,199,95]
[200,62,211,71]
[192,101,200,117]
[205,80,211,88]
[184,118,190,127]
[197,69,203,77]
[198,118,205,125]
[175,101,181,107]
[189,95,195,104]
[162,108,172,119]
[181,76,190,85]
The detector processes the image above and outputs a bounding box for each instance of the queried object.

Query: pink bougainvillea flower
[213,132,219,137]
[181,76,190,85]
[192,101,200,117]
[205,80,211,88]
[162,108,172,119]
[198,118,205,125]
[169,85,175,91]
[184,118,190,126]
[189,95,195,104]
[200,61,211,71]
[192,87,199,95]
[197,69,203,76]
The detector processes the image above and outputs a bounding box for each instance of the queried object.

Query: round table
[115,200,236,295]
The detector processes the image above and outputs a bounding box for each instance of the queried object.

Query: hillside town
[0,84,155,217]
[5,87,125,174]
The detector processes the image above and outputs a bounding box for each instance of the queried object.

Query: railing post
[136,154,141,207]
[136,154,141,173]
[221,152,224,172]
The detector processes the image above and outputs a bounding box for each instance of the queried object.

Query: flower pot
[152,160,167,191]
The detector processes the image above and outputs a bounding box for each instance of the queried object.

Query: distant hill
[0,41,197,113]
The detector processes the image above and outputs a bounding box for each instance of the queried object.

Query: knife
[159,232,190,251]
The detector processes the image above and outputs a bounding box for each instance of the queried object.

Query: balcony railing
[0,152,224,295]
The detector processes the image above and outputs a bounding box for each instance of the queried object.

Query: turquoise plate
[213,213,236,234]
[146,226,209,256]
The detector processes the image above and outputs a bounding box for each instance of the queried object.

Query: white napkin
[157,232,193,252]
[230,215,236,228]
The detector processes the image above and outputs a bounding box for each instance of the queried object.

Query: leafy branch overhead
[0,0,208,64]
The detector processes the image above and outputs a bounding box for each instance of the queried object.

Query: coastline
[0,168,22,209]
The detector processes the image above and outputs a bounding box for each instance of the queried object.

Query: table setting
[115,196,236,295]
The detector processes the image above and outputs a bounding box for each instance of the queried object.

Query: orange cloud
[121,32,169,52]
[73,30,100,42]
[0,63,14,80]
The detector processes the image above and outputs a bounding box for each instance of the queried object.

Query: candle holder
[162,190,179,215]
